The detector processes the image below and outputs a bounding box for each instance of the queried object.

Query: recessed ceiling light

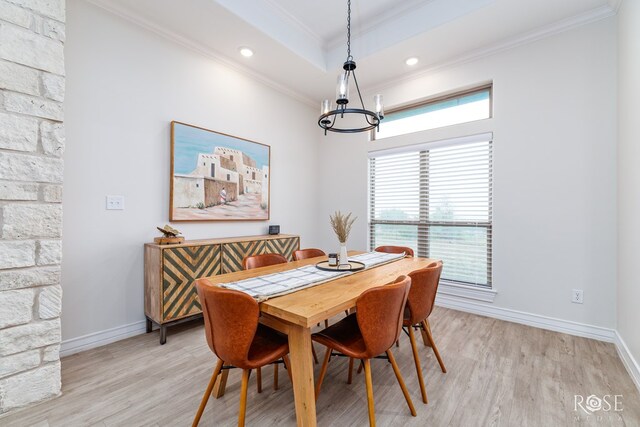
[239,47,254,58]
[405,57,419,66]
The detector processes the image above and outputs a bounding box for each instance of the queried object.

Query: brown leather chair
[312,276,416,426]
[374,245,415,257]
[403,261,446,404]
[242,252,324,364]
[242,253,288,270]
[292,248,326,261]
[241,253,293,378]
[192,279,291,427]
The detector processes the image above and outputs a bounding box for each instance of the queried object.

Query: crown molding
[608,0,623,13]
[365,4,617,96]
[324,0,432,51]
[261,0,324,46]
[83,0,318,108]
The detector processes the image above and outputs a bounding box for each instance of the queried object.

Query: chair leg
[423,320,447,373]
[312,344,319,364]
[282,355,293,382]
[273,363,279,390]
[315,347,332,401]
[213,368,229,398]
[256,367,262,393]
[419,320,430,346]
[386,350,417,417]
[357,359,364,374]
[192,359,223,427]
[347,357,354,384]
[238,369,251,427]
[408,326,428,404]
[363,359,376,427]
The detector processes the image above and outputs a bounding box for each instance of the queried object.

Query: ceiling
[87,0,620,107]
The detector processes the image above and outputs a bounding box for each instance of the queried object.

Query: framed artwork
[170,121,270,221]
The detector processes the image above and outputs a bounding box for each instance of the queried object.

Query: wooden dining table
[201,251,438,427]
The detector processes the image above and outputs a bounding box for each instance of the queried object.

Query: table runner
[220,251,406,301]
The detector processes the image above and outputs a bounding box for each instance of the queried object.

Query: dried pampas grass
[330,211,356,243]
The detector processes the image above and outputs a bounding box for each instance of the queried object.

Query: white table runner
[220,251,406,301]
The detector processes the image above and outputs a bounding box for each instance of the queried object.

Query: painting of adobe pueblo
[170,122,270,221]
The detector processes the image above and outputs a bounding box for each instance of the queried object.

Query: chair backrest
[243,253,288,270]
[356,275,411,358]
[293,248,326,261]
[406,261,442,324]
[374,245,415,257]
[195,278,259,368]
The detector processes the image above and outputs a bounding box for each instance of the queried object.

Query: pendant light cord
[346,0,352,61]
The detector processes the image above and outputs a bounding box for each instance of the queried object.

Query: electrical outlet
[571,289,584,304]
[106,195,124,210]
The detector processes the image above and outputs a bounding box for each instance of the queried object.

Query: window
[226,174,230,181]
[374,87,491,140]
[368,133,492,287]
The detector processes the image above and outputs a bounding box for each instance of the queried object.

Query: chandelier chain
[346,0,352,60]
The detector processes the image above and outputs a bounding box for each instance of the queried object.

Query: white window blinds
[368,134,493,287]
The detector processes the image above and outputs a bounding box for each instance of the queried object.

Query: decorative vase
[339,243,349,266]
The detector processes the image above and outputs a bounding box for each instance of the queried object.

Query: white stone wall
[0,0,65,415]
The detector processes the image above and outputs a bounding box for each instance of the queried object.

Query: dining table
[201,251,438,427]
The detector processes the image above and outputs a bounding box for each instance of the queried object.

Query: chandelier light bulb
[336,74,349,104]
[321,99,331,115]
[374,94,384,118]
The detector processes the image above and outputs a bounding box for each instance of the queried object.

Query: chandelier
[318,0,384,135]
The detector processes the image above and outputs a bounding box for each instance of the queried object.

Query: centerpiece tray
[315,260,365,272]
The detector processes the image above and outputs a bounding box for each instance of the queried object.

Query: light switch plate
[106,195,124,210]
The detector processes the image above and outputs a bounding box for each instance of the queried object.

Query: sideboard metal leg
[160,325,167,345]
[146,318,153,333]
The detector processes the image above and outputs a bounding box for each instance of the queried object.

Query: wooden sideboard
[144,234,300,344]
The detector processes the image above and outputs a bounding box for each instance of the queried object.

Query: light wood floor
[2,307,639,426]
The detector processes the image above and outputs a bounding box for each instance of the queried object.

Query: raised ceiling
[87,0,620,106]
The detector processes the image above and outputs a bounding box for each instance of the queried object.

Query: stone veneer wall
[0,0,65,414]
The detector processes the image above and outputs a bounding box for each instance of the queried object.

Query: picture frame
[170,121,271,221]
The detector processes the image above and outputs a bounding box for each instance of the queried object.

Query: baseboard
[435,293,617,343]
[60,320,147,357]
[614,331,640,393]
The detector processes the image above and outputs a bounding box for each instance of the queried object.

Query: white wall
[617,0,640,370]
[318,17,618,329]
[63,0,321,342]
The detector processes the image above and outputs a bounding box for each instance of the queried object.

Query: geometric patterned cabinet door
[162,244,221,321]
[222,236,299,273]
[145,234,300,344]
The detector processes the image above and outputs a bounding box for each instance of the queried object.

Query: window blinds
[369,135,493,287]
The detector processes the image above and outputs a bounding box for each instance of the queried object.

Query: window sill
[437,281,497,303]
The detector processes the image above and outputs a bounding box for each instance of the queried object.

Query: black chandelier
[318,0,384,135]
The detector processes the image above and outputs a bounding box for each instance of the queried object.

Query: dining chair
[403,261,446,404]
[241,253,300,375]
[193,279,291,427]
[293,248,326,261]
[291,248,344,331]
[374,245,415,257]
[242,253,288,270]
[312,276,416,426]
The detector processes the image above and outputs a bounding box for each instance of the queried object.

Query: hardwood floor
[2,307,639,426]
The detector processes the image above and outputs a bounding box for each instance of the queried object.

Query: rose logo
[585,395,602,412]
